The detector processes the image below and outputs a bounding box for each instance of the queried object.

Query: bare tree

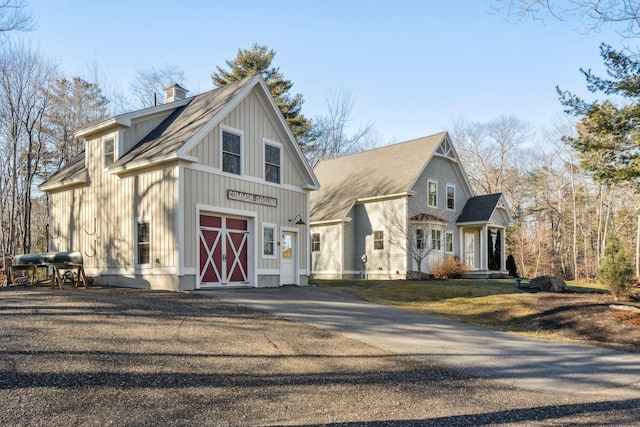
[0,0,34,33]
[494,0,640,37]
[305,88,376,167]
[130,64,186,108]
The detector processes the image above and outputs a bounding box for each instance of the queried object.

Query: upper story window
[104,138,115,168]
[446,184,455,210]
[264,141,282,184]
[428,180,437,207]
[373,230,384,250]
[222,127,242,175]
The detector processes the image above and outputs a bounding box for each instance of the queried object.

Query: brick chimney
[164,84,188,103]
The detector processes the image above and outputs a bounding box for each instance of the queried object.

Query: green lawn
[312,278,608,335]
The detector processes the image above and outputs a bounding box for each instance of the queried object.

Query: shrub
[433,256,468,280]
[597,235,633,300]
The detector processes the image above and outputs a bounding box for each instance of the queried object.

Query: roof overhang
[310,217,353,226]
[39,169,89,192]
[109,153,198,176]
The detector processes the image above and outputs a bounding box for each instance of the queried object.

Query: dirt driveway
[1,286,639,426]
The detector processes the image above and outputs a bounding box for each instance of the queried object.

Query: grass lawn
[312,278,609,336]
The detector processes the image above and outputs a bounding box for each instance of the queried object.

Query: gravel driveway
[1,286,639,426]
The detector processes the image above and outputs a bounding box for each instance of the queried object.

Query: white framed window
[103,137,115,169]
[428,180,437,207]
[136,217,151,267]
[446,184,455,210]
[431,229,442,251]
[445,232,454,253]
[221,125,243,175]
[416,228,426,250]
[264,139,282,184]
[312,233,320,252]
[262,223,276,258]
[373,230,384,250]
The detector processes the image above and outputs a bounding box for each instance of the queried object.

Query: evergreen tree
[559,44,640,183]
[597,235,633,300]
[212,44,311,143]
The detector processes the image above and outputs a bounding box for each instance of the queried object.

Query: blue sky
[26,0,627,145]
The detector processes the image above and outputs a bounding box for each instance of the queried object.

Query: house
[39,74,319,291]
[309,132,512,279]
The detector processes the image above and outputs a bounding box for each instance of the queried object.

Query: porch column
[480,225,487,270]
[458,228,464,261]
[500,227,506,271]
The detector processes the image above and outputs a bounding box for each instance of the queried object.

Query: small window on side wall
[137,219,151,266]
[104,138,115,168]
[445,232,454,253]
[373,230,384,250]
[263,225,275,258]
[446,185,455,210]
[312,233,320,252]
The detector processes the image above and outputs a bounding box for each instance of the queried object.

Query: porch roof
[456,193,503,223]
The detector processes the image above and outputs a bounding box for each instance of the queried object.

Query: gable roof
[41,74,319,191]
[310,132,448,222]
[456,193,504,223]
[39,152,88,191]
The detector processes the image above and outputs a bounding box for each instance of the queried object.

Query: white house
[40,74,319,291]
[309,132,512,279]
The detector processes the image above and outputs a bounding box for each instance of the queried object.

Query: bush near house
[433,256,468,279]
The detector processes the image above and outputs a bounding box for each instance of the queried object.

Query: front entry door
[465,233,475,268]
[281,231,296,285]
[199,214,249,287]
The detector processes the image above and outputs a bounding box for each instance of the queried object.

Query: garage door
[199,214,249,287]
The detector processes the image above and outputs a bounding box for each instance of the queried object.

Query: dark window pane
[265,145,280,165]
[223,132,241,154]
[223,153,240,174]
[265,164,280,183]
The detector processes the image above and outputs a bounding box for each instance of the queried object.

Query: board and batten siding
[186,89,307,188]
[182,168,309,272]
[49,132,179,276]
[310,223,343,278]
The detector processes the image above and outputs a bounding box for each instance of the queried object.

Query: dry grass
[313,278,609,336]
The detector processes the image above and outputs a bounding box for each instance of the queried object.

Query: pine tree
[597,235,633,300]
[212,44,311,143]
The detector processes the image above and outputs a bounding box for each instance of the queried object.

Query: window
[222,129,242,175]
[373,230,384,250]
[312,233,320,252]
[431,229,442,251]
[137,219,150,266]
[446,185,455,210]
[428,180,437,207]
[264,142,281,184]
[263,225,275,257]
[104,138,115,168]
[416,228,425,250]
[445,232,454,253]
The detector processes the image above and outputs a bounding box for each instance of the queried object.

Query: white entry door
[281,231,296,285]
[465,233,475,268]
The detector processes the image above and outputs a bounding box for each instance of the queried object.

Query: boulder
[529,275,568,292]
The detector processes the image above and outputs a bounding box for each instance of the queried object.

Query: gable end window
[428,181,437,207]
[222,129,242,175]
[136,218,151,266]
[446,185,455,210]
[264,142,281,184]
[373,230,384,250]
[312,233,320,252]
[104,138,115,168]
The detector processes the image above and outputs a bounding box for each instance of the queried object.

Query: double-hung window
[373,230,384,250]
[222,128,242,175]
[312,233,320,252]
[416,228,426,250]
[446,184,455,210]
[431,229,442,251]
[137,218,151,266]
[104,138,115,168]
[263,224,276,258]
[445,232,454,253]
[264,141,281,184]
[428,180,437,207]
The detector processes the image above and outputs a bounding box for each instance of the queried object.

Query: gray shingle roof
[456,193,503,223]
[39,152,87,190]
[310,132,447,222]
